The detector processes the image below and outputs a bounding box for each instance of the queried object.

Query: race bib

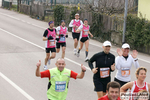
[83,30,89,35]
[121,67,130,77]
[100,67,110,78]
[59,37,65,42]
[49,40,55,46]
[55,81,66,92]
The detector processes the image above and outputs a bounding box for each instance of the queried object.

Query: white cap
[75,13,79,16]
[103,41,112,47]
[122,43,130,48]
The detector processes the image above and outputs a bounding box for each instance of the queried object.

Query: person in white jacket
[114,43,140,86]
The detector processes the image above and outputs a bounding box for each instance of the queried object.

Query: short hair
[56,58,65,63]
[106,81,120,91]
[135,67,147,79]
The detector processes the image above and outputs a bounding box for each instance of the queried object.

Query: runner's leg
[85,39,89,58]
[77,41,83,57]
[62,46,66,58]
[97,91,104,99]
[74,38,78,49]
[56,48,60,53]
[50,52,56,59]
[45,53,50,65]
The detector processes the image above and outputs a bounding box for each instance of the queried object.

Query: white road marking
[0,28,91,70]
[0,12,150,64]
[0,72,35,100]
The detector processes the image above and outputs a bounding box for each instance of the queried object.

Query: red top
[132,81,148,92]
[98,95,121,100]
[40,70,78,80]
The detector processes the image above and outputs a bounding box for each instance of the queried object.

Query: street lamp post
[122,0,128,44]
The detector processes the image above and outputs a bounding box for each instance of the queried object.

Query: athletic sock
[78,48,81,53]
[85,50,88,57]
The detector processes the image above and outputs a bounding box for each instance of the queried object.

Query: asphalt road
[0,8,150,100]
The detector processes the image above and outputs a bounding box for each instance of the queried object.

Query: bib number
[100,67,110,78]
[55,81,66,92]
[49,40,55,46]
[59,37,65,42]
[121,67,130,77]
[83,30,89,35]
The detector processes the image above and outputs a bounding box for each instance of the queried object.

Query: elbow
[36,73,41,77]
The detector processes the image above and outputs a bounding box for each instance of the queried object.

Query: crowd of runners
[35,13,150,100]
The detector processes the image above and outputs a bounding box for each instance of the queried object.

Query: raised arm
[36,60,41,77]
[115,48,123,70]
[131,50,140,69]
[76,64,86,79]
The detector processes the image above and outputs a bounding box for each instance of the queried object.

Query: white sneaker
[44,65,48,70]
[48,59,51,65]
[73,49,77,55]
[76,52,80,57]
[85,57,89,62]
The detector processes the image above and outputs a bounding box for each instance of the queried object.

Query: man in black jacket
[88,41,115,99]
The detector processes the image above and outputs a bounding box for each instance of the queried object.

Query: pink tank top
[73,19,81,33]
[82,25,89,37]
[46,29,56,48]
[58,26,67,43]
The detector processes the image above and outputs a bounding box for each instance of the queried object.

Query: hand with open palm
[131,50,138,59]
[117,48,122,56]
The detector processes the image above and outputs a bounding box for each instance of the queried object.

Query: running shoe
[44,65,48,70]
[48,59,51,65]
[85,57,89,62]
[73,49,77,55]
[76,52,80,57]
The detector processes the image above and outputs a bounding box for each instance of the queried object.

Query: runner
[76,19,93,62]
[69,13,83,55]
[56,20,68,58]
[98,81,121,100]
[120,67,150,100]
[43,21,57,70]
[88,41,115,99]
[35,58,86,100]
[114,43,140,86]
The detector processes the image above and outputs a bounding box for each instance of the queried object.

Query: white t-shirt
[69,19,83,32]
[115,54,140,82]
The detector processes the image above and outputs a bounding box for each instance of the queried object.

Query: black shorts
[45,47,56,53]
[56,42,66,49]
[114,77,129,87]
[72,32,80,40]
[93,78,109,92]
[80,37,89,43]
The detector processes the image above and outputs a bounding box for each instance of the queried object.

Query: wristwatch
[134,59,138,61]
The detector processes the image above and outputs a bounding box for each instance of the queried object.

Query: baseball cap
[84,19,88,21]
[103,41,112,47]
[122,43,130,48]
[75,13,79,16]
[61,20,65,23]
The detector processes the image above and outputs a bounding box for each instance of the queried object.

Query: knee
[74,39,78,43]
[51,54,56,58]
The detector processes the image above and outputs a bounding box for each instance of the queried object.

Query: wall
[138,0,150,20]
[20,4,31,15]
